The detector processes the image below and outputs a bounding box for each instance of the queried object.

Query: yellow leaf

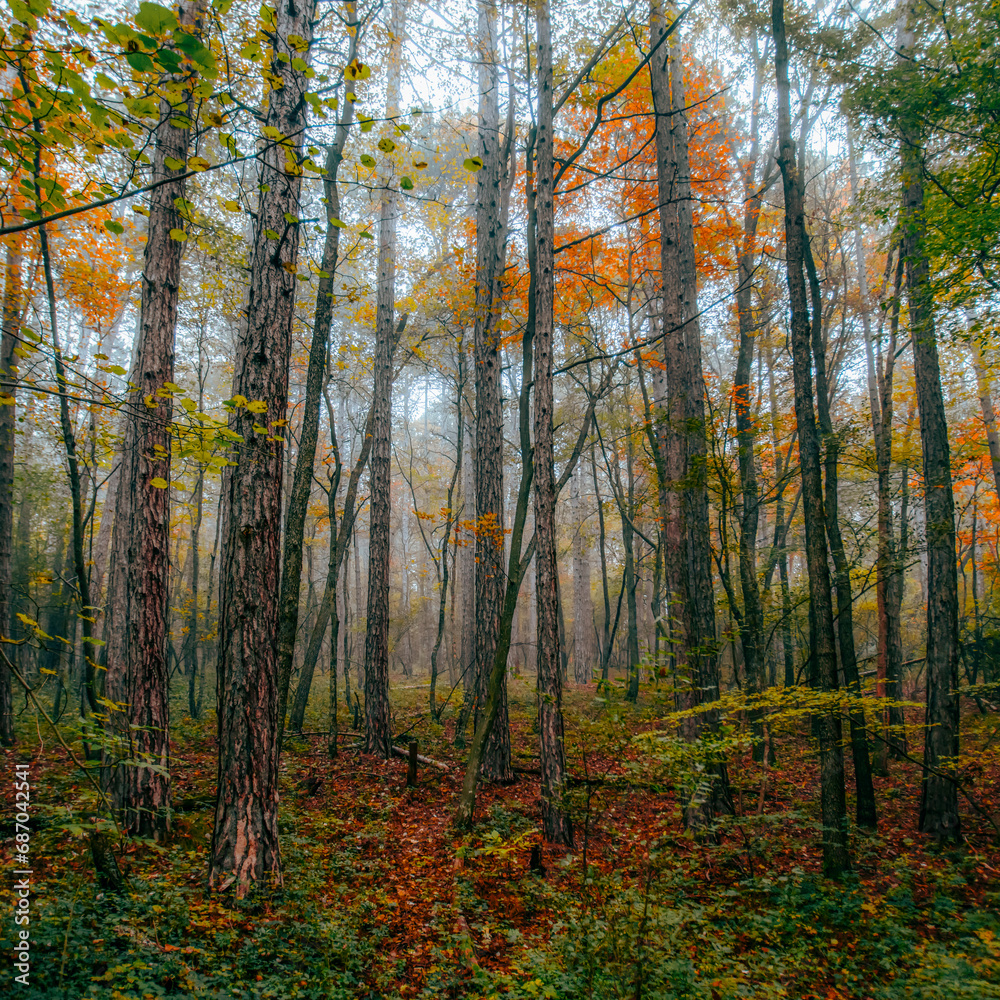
[150,477,169,489]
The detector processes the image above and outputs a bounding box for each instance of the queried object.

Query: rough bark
[772,0,850,875]
[471,0,513,782]
[209,0,315,895]
[534,0,572,845]
[649,0,693,717]
[0,247,18,745]
[897,15,961,842]
[363,0,406,759]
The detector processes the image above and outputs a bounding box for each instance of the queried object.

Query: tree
[209,0,316,895]
[276,1,359,745]
[0,245,18,746]
[363,0,407,759]
[895,10,960,841]
[534,0,572,846]
[772,0,850,876]
[103,0,206,840]
[471,0,514,783]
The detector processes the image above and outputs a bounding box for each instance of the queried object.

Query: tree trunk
[534,0,572,845]
[649,0,693,723]
[209,0,315,895]
[470,0,513,782]
[571,468,593,683]
[733,55,769,756]
[276,7,358,740]
[0,247,18,746]
[970,326,1000,502]
[897,17,960,842]
[363,0,406,759]
[803,238,877,830]
[430,357,465,721]
[772,0,850,875]
[103,0,207,838]
[592,439,612,682]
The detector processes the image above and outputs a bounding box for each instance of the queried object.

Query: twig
[1,644,119,834]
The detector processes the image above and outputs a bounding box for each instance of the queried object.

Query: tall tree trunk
[453,415,477,746]
[571,468,593,683]
[104,0,205,837]
[471,0,513,782]
[969,326,1000,502]
[363,0,406,758]
[534,0,571,845]
[772,0,850,875]
[291,387,382,734]
[649,0,693,723]
[803,239,877,830]
[669,10,717,707]
[733,52,770,757]
[429,357,465,720]
[624,428,641,703]
[0,246,18,745]
[896,16,961,842]
[276,4,358,741]
[592,438,612,682]
[209,0,315,895]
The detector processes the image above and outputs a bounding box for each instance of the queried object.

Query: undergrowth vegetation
[2,680,998,999]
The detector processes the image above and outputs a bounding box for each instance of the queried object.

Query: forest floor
[3,677,1000,999]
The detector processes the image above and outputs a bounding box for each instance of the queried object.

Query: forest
[0,0,999,996]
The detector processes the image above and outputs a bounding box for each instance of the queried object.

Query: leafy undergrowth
[2,680,999,999]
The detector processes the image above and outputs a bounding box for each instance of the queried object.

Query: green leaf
[125,51,156,73]
[283,212,299,224]
[265,229,280,239]
[463,156,483,172]
[328,217,346,228]
[378,137,395,153]
[359,153,376,168]
[359,230,373,240]
[149,477,169,489]
[103,219,124,234]
[400,176,414,191]
[169,228,188,241]
[163,156,185,171]
[135,2,178,34]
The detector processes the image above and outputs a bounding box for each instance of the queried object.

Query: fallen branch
[391,745,450,771]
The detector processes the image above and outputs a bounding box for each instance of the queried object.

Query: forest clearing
[1,0,999,996]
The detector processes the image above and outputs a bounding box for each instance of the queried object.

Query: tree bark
[363,0,406,759]
[733,50,770,756]
[209,0,315,895]
[772,0,850,875]
[896,15,961,842]
[471,0,513,782]
[571,468,593,683]
[970,327,1000,502]
[0,247,18,745]
[534,0,572,845]
[803,236,877,830]
[276,3,358,742]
